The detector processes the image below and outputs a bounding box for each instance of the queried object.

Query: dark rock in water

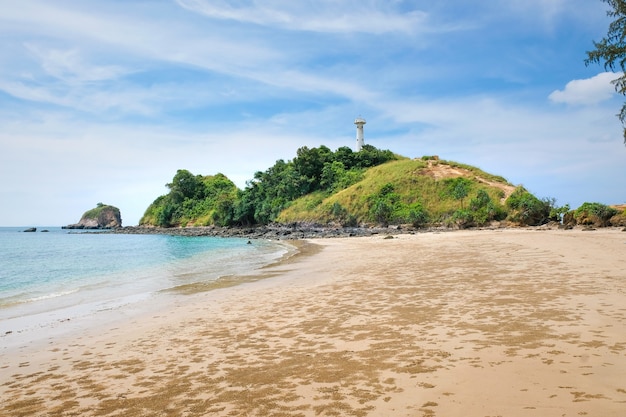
[23,227,36,232]
[63,224,85,229]
[41,229,49,232]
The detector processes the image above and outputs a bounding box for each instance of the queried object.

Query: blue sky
[1,0,624,226]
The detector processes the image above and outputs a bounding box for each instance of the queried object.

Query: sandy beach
[1,228,625,416]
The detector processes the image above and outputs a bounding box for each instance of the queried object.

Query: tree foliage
[140,146,397,227]
[239,145,396,225]
[585,0,626,143]
[140,171,239,227]
[443,177,472,208]
[574,202,618,226]
[505,187,552,226]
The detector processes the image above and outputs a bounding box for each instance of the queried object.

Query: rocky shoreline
[109,223,426,239]
[106,222,626,240]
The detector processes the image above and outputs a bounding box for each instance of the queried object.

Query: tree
[444,177,472,208]
[166,169,204,203]
[585,0,626,143]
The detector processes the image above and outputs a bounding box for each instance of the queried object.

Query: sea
[0,227,291,345]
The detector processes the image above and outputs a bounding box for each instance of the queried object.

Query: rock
[63,203,122,230]
[41,229,49,232]
[110,223,419,240]
[23,227,36,232]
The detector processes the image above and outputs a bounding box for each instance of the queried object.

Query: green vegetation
[140,171,239,227]
[279,158,514,227]
[141,146,597,229]
[572,202,618,227]
[83,203,120,220]
[505,187,551,226]
[236,144,397,225]
[585,0,626,143]
[140,145,397,227]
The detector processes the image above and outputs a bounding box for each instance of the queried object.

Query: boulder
[63,203,122,229]
[23,227,36,232]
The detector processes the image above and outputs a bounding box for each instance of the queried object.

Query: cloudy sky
[1,0,624,227]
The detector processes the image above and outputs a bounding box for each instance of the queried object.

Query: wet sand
[1,228,625,416]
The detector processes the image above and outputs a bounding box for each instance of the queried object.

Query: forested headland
[139,145,625,230]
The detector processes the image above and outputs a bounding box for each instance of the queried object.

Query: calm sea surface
[0,227,289,332]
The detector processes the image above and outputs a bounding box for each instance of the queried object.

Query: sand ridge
[1,228,625,416]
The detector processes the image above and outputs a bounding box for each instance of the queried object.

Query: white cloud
[549,72,620,105]
[24,44,129,83]
[174,0,430,34]
[0,0,624,227]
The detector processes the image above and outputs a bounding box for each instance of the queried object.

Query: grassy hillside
[277,158,520,227]
[139,147,578,228]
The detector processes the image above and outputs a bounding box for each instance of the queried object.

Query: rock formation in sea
[63,203,122,229]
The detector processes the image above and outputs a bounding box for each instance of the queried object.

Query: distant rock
[63,203,122,229]
[23,227,36,232]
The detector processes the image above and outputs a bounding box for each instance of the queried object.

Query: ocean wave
[0,288,80,309]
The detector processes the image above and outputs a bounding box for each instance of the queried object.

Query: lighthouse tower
[354,117,366,151]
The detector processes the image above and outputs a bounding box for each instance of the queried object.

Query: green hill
[140,171,239,227]
[139,145,578,229]
[278,157,523,227]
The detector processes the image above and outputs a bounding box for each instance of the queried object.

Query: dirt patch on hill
[422,160,517,202]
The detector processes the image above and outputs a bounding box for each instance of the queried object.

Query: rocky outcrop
[112,223,438,239]
[63,204,122,229]
[23,227,36,232]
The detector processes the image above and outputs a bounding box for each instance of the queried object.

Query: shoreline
[0,236,298,352]
[109,222,626,240]
[2,228,626,416]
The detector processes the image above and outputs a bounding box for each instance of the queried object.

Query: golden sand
[1,229,625,416]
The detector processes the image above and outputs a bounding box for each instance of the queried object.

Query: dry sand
[1,228,626,416]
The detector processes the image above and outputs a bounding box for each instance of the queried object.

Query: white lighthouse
[354,117,366,151]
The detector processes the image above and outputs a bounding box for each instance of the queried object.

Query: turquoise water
[0,227,289,324]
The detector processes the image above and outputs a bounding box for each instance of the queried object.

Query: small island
[63,203,122,230]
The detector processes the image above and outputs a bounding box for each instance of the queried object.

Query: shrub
[442,177,472,208]
[406,202,429,228]
[368,183,399,226]
[505,187,550,226]
[450,209,474,229]
[574,202,618,227]
[327,202,358,226]
[467,189,506,226]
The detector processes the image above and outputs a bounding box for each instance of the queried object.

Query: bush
[327,202,358,226]
[466,189,506,226]
[573,202,618,227]
[449,209,474,229]
[546,198,570,223]
[407,202,429,228]
[442,177,472,208]
[505,187,550,226]
[368,183,399,226]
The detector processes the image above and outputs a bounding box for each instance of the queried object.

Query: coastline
[2,228,626,416]
[0,233,296,352]
[110,222,626,240]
